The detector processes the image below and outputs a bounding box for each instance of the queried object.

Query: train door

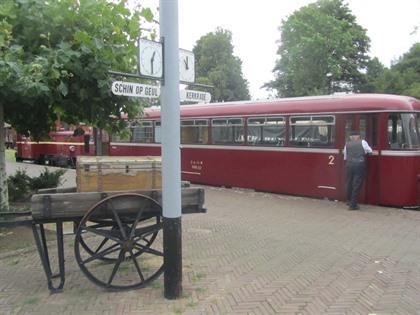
[344,114,379,204]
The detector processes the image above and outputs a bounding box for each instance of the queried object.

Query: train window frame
[154,121,161,143]
[247,116,285,146]
[387,113,420,150]
[131,120,154,143]
[289,115,335,147]
[181,119,209,144]
[211,117,244,145]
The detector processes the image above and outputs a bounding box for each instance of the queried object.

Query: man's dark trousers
[346,162,365,208]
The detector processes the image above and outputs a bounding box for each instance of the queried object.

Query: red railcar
[16,128,96,167]
[109,94,420,208]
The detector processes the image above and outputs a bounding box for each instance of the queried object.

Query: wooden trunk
[76,156,162,192]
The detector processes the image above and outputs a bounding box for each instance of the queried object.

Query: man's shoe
[348,205,360,210]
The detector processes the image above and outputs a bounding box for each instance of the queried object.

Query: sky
[141,0,420,100]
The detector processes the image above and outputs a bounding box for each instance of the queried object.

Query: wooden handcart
[0,186,205,293]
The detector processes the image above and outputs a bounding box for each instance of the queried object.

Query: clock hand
[151,51,156,74]
[184,56,189,70]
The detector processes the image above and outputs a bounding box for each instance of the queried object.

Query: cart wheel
[74,193,164,290]
[78,214,160,263]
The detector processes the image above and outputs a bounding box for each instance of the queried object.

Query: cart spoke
[129,208,145,239]
[83,226,123,244]
[129,249,145,282]
[135,236,153,247]
[107,250,125,286]
[109,201,128,240]
[82,243,121,265]
[93,235,112,254]
[133,222,162,238]
[137,229,159,240]
[134,243,163,257]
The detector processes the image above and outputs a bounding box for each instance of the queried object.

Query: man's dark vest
[346,140,365,164]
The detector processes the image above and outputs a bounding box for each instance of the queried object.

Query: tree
[389,43,420,99]
[193,28,250,102]
[360,43,420,99]
[0,0,154,210]
[357,57,386,93]
[266,0,370,97]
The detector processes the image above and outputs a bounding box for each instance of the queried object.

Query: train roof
[142,94,420,119]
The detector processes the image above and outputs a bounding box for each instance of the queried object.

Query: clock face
[179,49,195,83]
[138,39,163,78]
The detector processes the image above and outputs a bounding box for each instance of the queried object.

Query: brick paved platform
[1,185,420,315]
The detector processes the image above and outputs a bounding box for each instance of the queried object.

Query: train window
[181,119,209,144]
[132,120,154,143]
[388,113,420,149]
[289,115,335,147]
[212,118,244,145]
[359,118,367,140]
[361,115,378,147]
[154,121,161,143]
[247,117,285,146]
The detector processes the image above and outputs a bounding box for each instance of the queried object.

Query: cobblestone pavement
[1,162,420,315]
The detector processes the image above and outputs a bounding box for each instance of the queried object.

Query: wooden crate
[76,156,161,192]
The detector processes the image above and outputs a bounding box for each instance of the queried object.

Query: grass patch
[8,258,20,266]
[0,226,36,252]
[22,296,40,305]
[192,272,206,283]
[186,300,198,308]
[150,281,163,289]
[195,287,207,294]
[171,307,183,315]
[6,149,16,162]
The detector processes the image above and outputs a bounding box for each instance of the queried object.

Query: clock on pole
[179,49,195,83]
[138,38,163,78]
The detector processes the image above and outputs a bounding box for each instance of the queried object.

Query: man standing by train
[343,130,372,210]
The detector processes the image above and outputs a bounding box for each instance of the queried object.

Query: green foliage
[7,168,66,201]
[29,167,66,190]
[193,28,250,102]
[360,43,420,99]
[357,57,386,93]
[7,169,31,202]
[266,0,370,97]
[5,149,15,162]
[0,0,154,138]
[387,43,420,99]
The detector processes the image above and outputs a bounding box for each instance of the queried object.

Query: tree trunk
[93,127,103,156]
[0,104,9,211]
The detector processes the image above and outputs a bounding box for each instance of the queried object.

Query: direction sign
[112,81,160,98]
[180,89,211,103]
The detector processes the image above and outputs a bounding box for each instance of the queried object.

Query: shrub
[7,169,32,202]
[29,168,66,190]
[7,168,66,202]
